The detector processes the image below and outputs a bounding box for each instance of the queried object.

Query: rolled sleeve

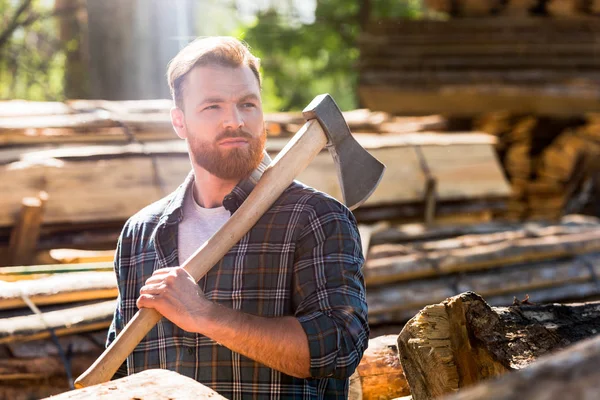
[293,199,369,379]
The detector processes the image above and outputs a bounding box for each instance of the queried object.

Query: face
[171,64,266,181]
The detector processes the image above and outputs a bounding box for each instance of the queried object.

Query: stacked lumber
[475,113,600,221]
[0,102,510,266]
[0,99,446,146]
[0,261,120,398]
[365,215,600,325]
[424,0,600,18]
[0,332,106,400]
[398,292,600,400]
[359,18,600,116]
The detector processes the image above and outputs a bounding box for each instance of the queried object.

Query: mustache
[216,129,253,141]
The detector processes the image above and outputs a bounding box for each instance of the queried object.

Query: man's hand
[136,267,311,379]
[137,267,209,332]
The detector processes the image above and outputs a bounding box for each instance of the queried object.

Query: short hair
[167,36,261,110]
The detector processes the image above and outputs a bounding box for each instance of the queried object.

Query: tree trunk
[349,335,411,400]
[397,292,600,400]
[85,0,195,100]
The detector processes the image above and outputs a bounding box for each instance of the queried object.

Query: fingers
[136,293,158,309]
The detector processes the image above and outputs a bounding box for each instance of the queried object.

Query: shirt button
[187,347,194,355]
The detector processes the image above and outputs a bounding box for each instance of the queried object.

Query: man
[107,36,369,399]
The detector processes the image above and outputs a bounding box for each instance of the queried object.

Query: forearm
[194,302,311,379]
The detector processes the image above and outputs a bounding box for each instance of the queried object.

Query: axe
[74,94,385,388]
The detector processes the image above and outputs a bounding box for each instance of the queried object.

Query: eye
[241,102,256,109]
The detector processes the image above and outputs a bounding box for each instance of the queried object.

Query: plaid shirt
[107,154,369,399]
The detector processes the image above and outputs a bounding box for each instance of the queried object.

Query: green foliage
[234,0,423,112]
[0,0,69,100]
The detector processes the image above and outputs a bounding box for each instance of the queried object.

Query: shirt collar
[160,151,272,225]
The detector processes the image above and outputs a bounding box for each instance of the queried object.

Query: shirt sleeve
[293,199,369,380]
[106,228,128,379]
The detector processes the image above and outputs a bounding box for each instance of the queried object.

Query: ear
[171,107,187,140]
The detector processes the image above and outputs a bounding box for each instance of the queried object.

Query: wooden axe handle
[75,119,327,388]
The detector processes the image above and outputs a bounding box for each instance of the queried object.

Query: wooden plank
[0,271,117,310]
[0,262,113,281]
[358,85,600,117]
[0,300,115,344]
[8,193,48,266]
[45,369,228,399]
[0,135,510,228]
[0,101,74,117]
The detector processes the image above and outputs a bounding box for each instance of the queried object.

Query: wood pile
[424,0,600,18]
[358,18,600,116]
[475,112,600,221]
[365,214,600,325]
[0,100,511,267]
[398,291,600,400]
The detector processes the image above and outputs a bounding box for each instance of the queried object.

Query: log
[0,262,113,281]
[546,0,588,17]
[0,271,117,310]
[8,193,48,266]
[358,85,600,118]
[0,100,74,117]
[397,292,600,400]
[0,300,115,344]
[349,335,411,400]
[370,215,600,245]
[370,281,600,326]
[364,226,600,285]
[500,0,538,16]
[441,334,600,400]
[43,369,227,399]
[424,0,452,14]
[367,252,600,323]
[457,0,501,17]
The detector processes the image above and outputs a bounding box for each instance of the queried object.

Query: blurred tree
[0,0,83,100]
[234,0,424,112]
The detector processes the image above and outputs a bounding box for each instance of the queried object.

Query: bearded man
[107,36,369,399]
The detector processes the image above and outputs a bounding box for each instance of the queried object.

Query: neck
[191,164,238,209]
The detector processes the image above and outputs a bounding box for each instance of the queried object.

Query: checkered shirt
[107,154,369,399]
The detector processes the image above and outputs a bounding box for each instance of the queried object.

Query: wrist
[191,299,218,335]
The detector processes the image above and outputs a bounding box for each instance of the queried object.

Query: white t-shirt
[177,185,230,265]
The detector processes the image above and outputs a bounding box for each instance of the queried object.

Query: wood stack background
[359,10,600,223]
[0,99,512,268]
[359,17,600,117]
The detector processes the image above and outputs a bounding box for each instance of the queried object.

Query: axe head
[302,94,386,211]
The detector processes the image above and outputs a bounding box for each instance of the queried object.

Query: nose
[223,105,244,130]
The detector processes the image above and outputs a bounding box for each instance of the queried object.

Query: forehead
[182,65,261,102]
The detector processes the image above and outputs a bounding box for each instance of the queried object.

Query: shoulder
[277,181,358,229]
[119,191,178,238]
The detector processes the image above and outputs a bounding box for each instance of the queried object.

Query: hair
[167,36,261,110]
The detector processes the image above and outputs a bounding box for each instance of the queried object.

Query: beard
[186,125,267,181]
